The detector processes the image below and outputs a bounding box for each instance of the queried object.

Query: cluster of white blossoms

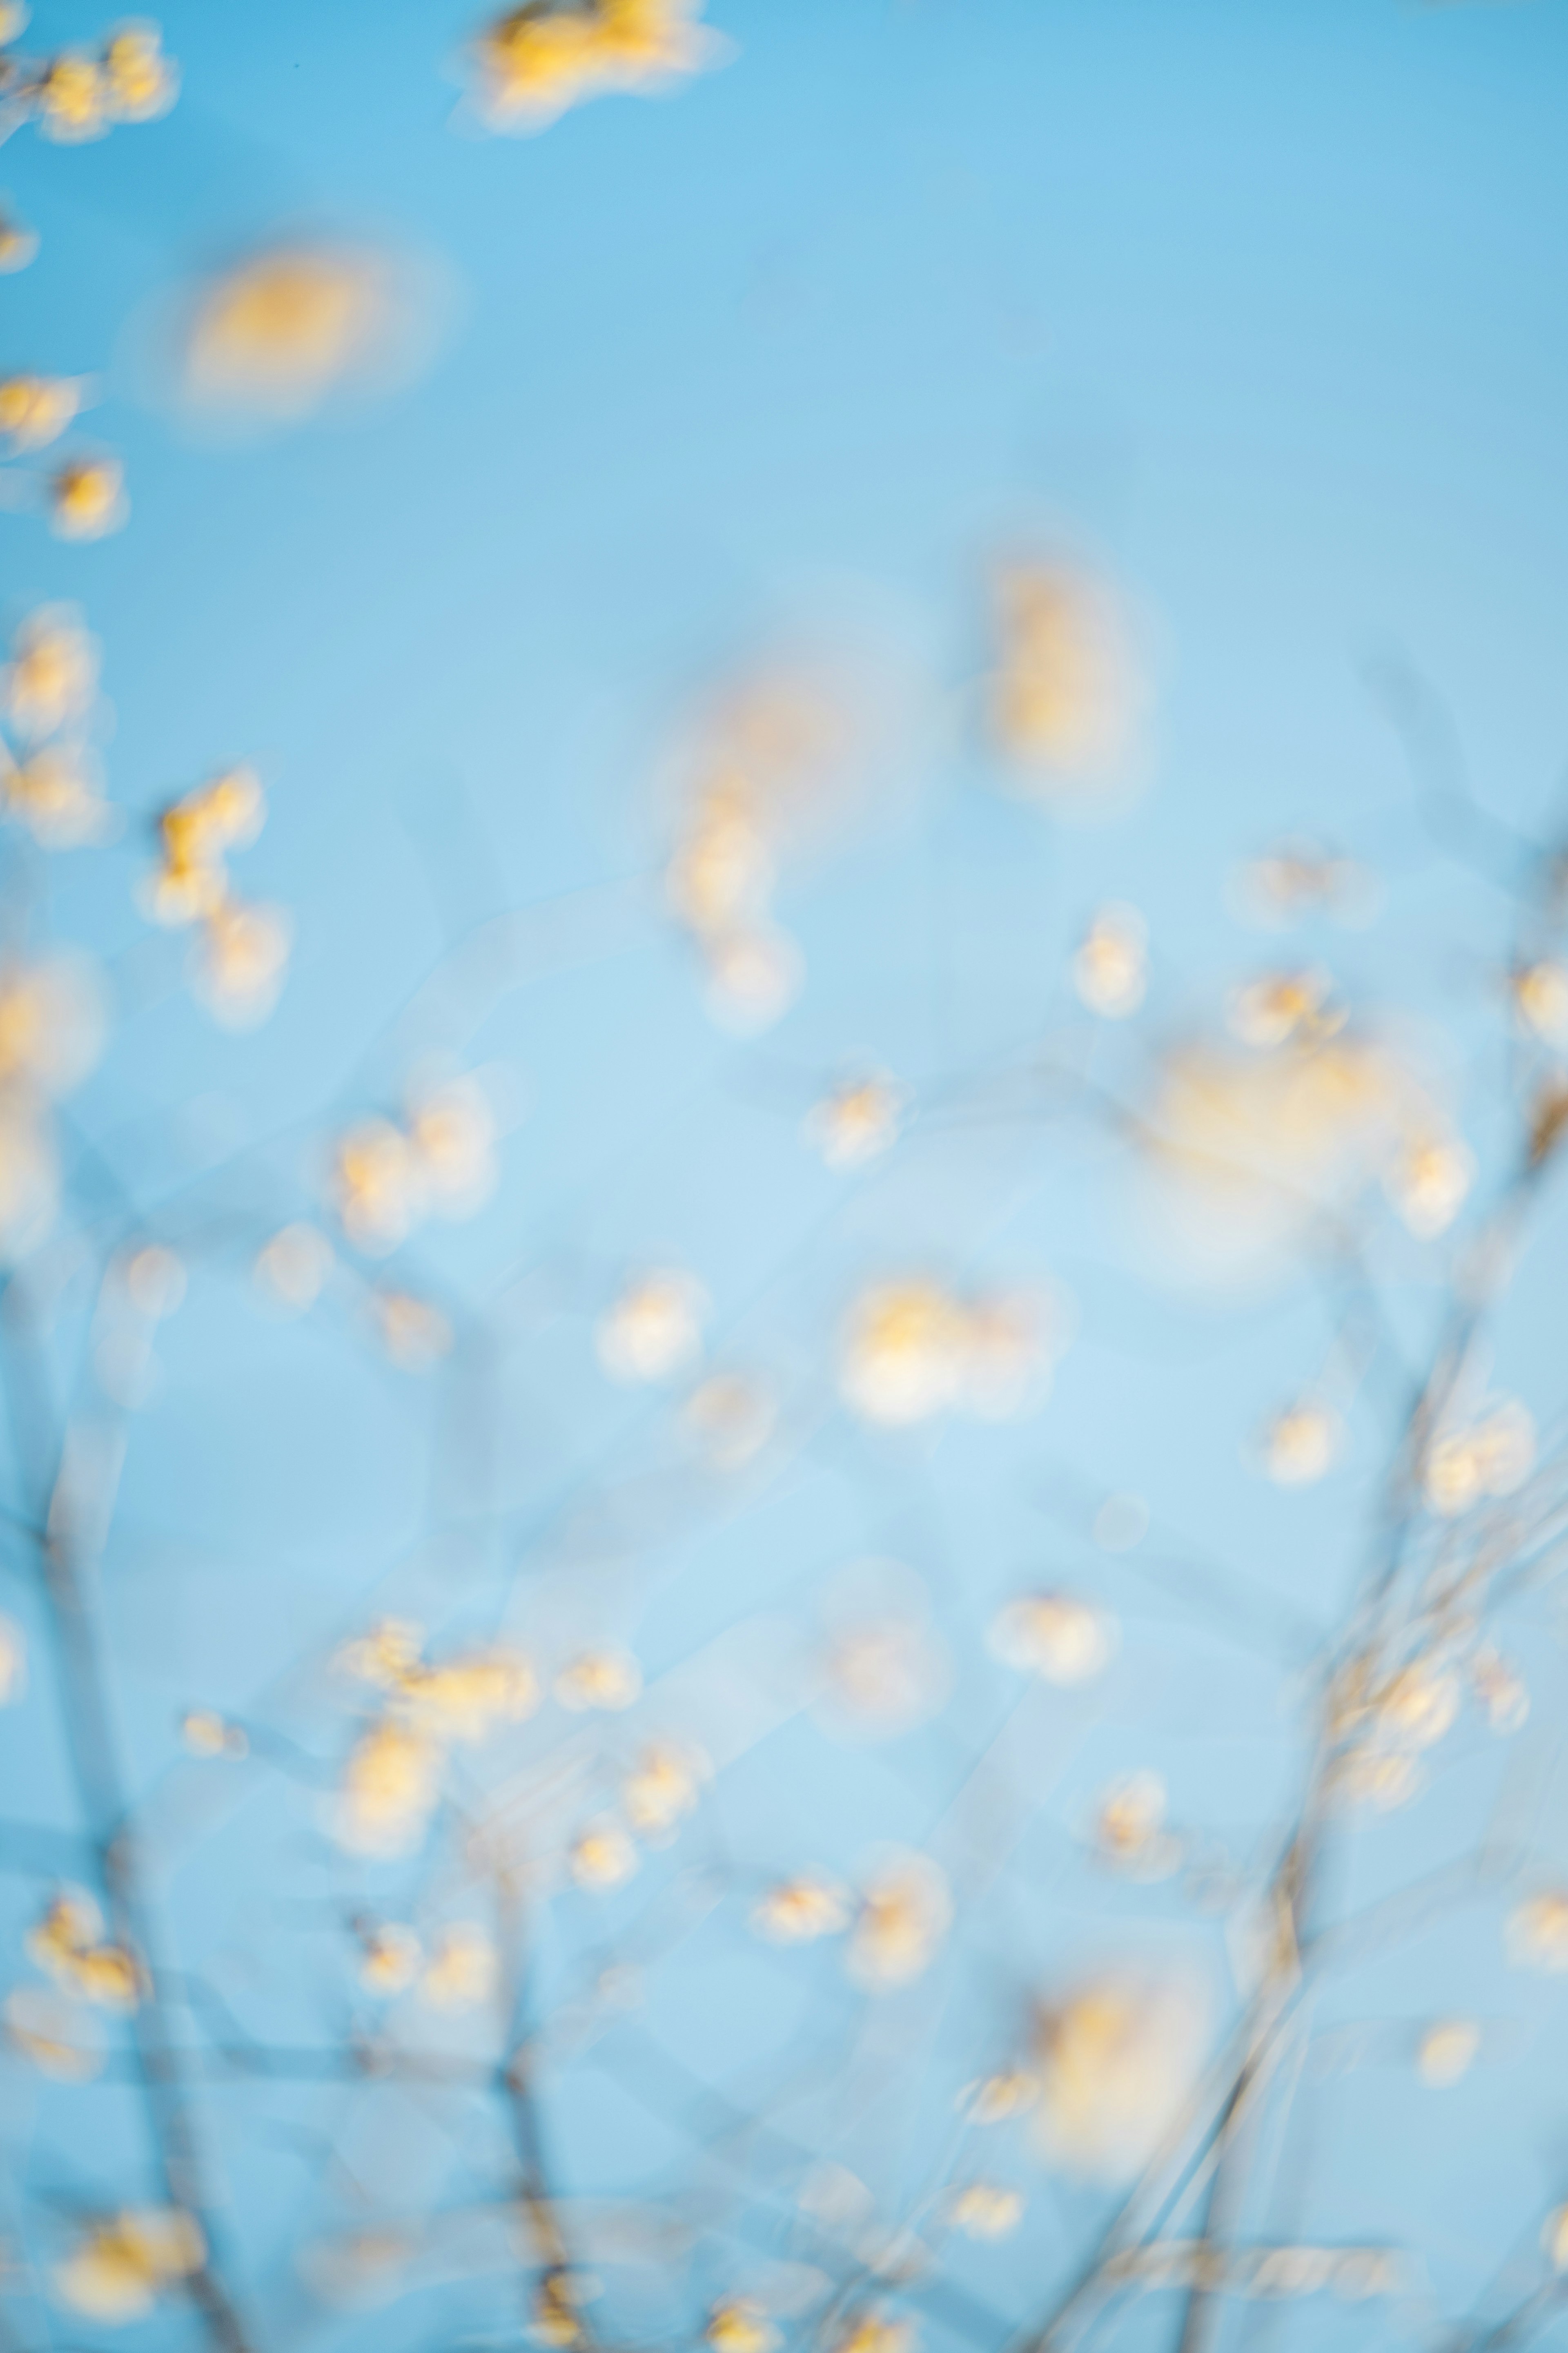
[986,560,1143,809]
[840,1276,1063,1427]
[332,1620,537,1855]
[750,1850,952,1992]
[460,0,727,136]
[24,1887,142,2011]
[0,604,115,845]
[1030,1974,1208,2183]
[53,2209,203,2324]
[142,763,292,1027]
[1422,1398,1535,1519]
[1326,1623,1528,1819]
[805,1070,909,1169]
[1073,903,1147,1017]
[597,1267,708,1382]
[989,1590,1117,1685]
[332,1075,497,1252]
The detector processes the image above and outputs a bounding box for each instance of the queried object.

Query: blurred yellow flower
[180,1708,244,1758]
[1226,968,1340,1049]
[834,2315,911,2353]
[0,372,83,451]
[701,921,804,1034]
[1544,2205,1568,2274]
[949,2183,1023,2240]
[0,1608,24,1704]
[1259,1399,1339,1486]
[100,21,178,122]
[407,1075,497,1216]
[1385,1131,1473,1239]
[333,1120,423,1252]
[53,2211,203,2322]
[34,51,110,141]
[1033,1975,1206,2183]
[47,453,126,538]
[840,1278,968,1426]
[356,1920,421,1995]
[1471,1645,1529,1734]
[336,1719,444,1856]
[623,1739,707,1839]
[1073,904,1147,1017]
[989,1591,1114,1684]
[806,1072,907,1169]
[1508,1891,1568,1972]
[421,1923,498,2010]
[1514,959,1568,1046]
[374,1289,454,1370]
[556,1647,642,1711]
[1417,2018,1479,2088]
[0,205,38,273]
[597,1269,707,1382]
[2,745,114,847]
[1424,1401,1535,1518]
[847,1850,951,1990]
[255,1222,334,1311]
[2,604,96,735]
[194,898,291,1028]
[962,2069,1040,2124]
[751,1875,849,1944]
[181,242,408,422]
[27,1889,142,2010]
[532,2268,588,2348]
[5,1985,102,2080]
[987,560,1141,803]
[568,1815,639,1891]
[464,0,727,135]
[147,767,263,925]
[706,2300,778,2353]
[1092,1773,1177,1877]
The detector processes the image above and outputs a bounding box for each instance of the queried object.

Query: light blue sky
[3,3,1568,2348]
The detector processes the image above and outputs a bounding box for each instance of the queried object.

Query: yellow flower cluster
[706,2300,779,2353]
[463,0,725,135]
[53,2209,203,2323]
[0,605,112,846]
[622,1739,708,1838]
[839,1276,1059,1427]
[27,1889,143,2010]
[1232,836,1372,927]
[988,1590,1115,1684]
[335,1621,537,1853]
[143,766,290,1025]
[666,770,803,1033]
[13,20,178,144]
[1258,1398,1340,1486]
[180,242,407,422]
[805,1071,909,1169]
[1090,1772,1178,1878]
[1325,1640,1489,1815]
[333,1076,497,1251]
[0,369,85,451]
[986,560,1140,802]
[846,1850,952,1990]
[0,199,38,272]
[1032,1974,1206,2183]
[1423,1400,1535,1518]
[1073,904,1147,1017]
[597,1267,707,1381]
[751,1873,849,1944]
